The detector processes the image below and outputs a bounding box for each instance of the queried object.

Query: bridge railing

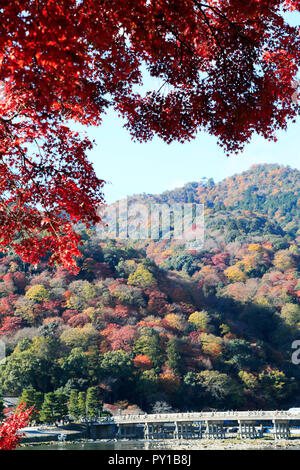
[96,409,298,425]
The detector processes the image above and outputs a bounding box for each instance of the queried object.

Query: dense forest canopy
[0,164,299,414]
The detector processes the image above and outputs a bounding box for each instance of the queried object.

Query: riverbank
[19,437,300,450]
[20,424,86,444]
[143,438,300,450]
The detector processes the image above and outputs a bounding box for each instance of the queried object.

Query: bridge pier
[272,420,290,440]
[173,421,179,439]
[144,422,149,439]
[238,420,260,439]
[144,423,165,439]
[144,423,154,439]
[238,420,262,439]
[205,421,225,439]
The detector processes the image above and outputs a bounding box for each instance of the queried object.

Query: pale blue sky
[82,10,300,204]
[85,110,299,204]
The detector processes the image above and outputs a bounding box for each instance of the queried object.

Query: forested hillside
[0,164,299,415]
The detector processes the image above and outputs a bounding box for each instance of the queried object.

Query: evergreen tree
[18,388,43,422]
[55,392,69,422]
[68,390,80,420]
[40,391,68,424]
[86,387,100,419]
[166,338,181,375]
[78,391,86,419]
[40,392,57,424]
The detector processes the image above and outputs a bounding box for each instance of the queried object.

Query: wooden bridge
[93,410,300,440]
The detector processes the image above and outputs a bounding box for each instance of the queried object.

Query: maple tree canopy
[0,0,299,271]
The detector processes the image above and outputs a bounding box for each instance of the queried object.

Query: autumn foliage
[0,1,299,271]
[0,404,32,450]
[0,164,298,412]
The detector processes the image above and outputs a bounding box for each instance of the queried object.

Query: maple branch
[191,0,258,46]
[0,121,62,239]
[196,6,230,81]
